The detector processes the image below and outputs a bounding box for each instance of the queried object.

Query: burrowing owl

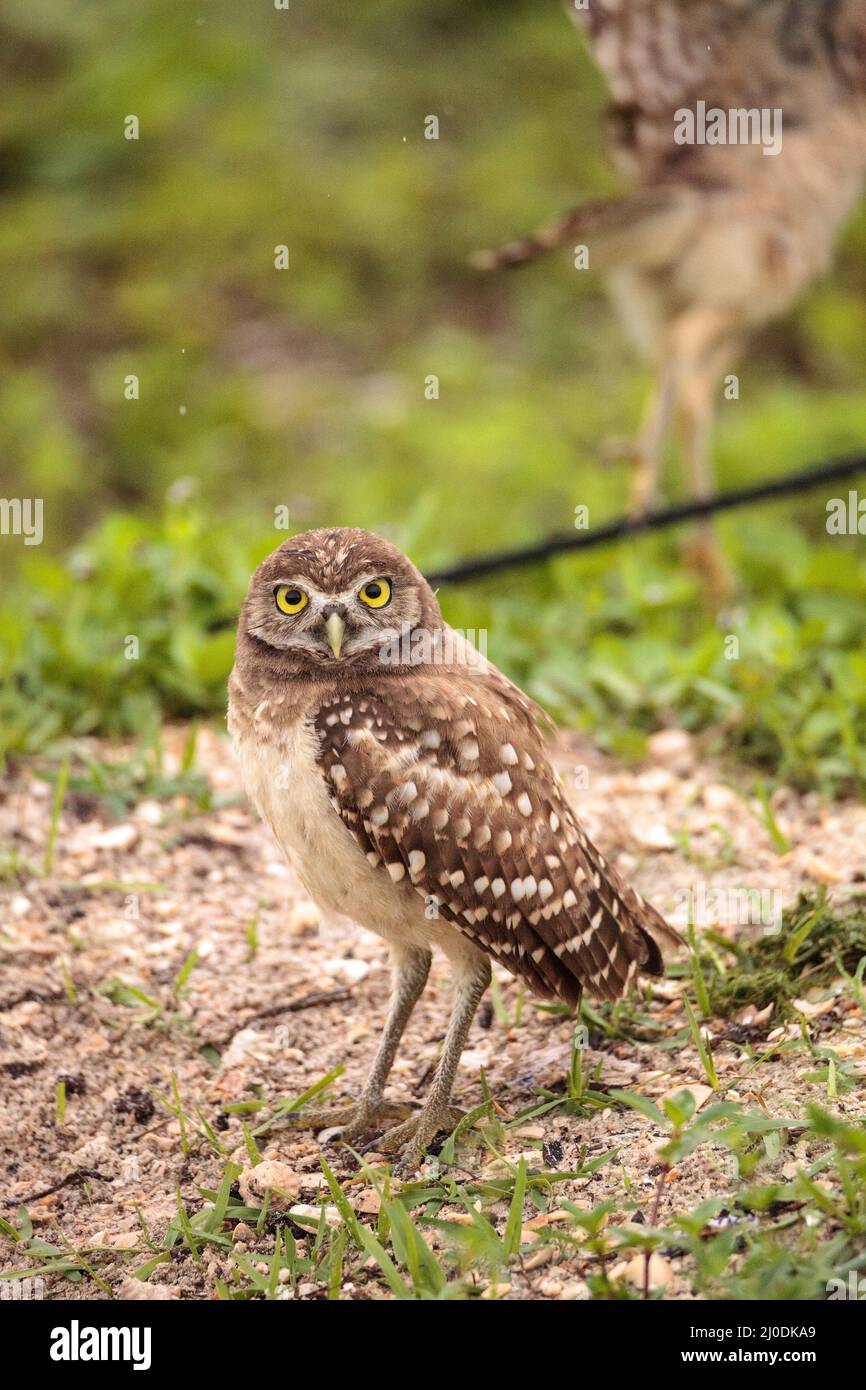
[475,1,866,517]
[228,528,679,1167]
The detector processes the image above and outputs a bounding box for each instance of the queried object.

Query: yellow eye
[275,584,309,615]
[359,578,391,609]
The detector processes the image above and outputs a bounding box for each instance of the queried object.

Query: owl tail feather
[591,890,683,1004]
[541,887,683,1011]
[470,190,699,273]
[633,902,685,979]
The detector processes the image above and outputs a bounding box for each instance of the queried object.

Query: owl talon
[286,1096,417,1138]
[628,462,660,519]
[680,531,735,604]
[361,1103,468,1169]
[285,1100,359,1131]
[339,1098,419,1142]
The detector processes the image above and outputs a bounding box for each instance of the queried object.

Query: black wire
[425,453,866,586]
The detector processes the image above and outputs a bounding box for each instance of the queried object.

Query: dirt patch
[1,726,864,1300]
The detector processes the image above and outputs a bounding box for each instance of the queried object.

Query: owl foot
[595,438,661,517]
[598,435,638,466]
[287,1096,417,1141]
[360,1103,467,1174]
[680,531,735,604]
[627,462,661,519]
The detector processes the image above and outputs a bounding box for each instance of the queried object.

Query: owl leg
[288,944,431,1137]
[675,327,738,600]
[364,950,491,1170]
[628,359,677,516]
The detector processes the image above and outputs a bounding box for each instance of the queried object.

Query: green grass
[4,1091,865,1301]
[3,491,866,796]
[0,1,865,793]
[28,729,216,823]
[694,894,866,1018]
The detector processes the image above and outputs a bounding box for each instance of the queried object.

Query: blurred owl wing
[571,0,850,174]
[573,0,741,111]
[313,667,679,1007]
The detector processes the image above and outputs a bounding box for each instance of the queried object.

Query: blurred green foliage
[3,494,866,797]
[1,0,865,791]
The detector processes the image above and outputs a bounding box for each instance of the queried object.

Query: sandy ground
[1,724,864,1300]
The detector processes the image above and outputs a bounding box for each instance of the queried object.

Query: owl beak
[325,611,346,659]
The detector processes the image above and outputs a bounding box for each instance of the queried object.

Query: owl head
[236,527,444,674]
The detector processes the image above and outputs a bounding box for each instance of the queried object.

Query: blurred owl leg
[675,330,737,599]
[628,361,677,516]
[289,944,431,1136]
[367,949,492,1165]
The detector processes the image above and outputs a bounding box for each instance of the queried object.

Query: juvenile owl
[228,528,679,1166]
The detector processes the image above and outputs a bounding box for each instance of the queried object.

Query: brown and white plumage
[573,0,866,187]
[315,675,672,1009]
[229,528,678,1165]
[474,1,866,526]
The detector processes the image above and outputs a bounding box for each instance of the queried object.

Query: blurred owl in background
[475,0,866,539]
